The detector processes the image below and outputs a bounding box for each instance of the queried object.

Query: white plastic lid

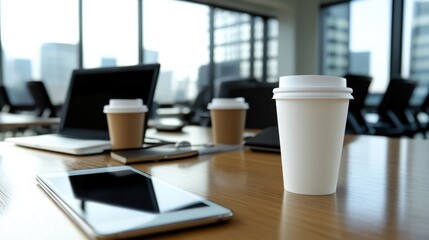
[273,75,353,100]
[273,92,353,99]
[207,98,249,110]
[103,99,148,113]
[278,75,347,88]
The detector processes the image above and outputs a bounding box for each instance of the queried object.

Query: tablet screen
[37,166,232,239]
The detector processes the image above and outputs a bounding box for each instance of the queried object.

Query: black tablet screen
[46,170,207,221]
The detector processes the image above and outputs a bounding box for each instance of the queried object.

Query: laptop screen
[58,64,160,140]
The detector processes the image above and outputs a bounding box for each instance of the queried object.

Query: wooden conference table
[0,126,428,239]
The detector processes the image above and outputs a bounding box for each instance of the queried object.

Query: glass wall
[82,0,138,69]
[143,0,209,105]
[0,0,278,110]
[403,0,429,99]
[0,0,79,105]
[320,0,392,93]
[214,9,251,80]
[267,18,278,82]
[320,3,349,77]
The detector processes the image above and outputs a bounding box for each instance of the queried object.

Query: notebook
[6,64,160,155]
[110,146,199,164]
[244,126,280,153]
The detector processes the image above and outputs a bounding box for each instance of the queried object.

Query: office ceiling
[192,0,344,16]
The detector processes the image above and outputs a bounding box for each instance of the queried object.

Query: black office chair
[369,78,418,138]
[26,81,58,118]
[344,74,372,134]
[217,77,258,97]
[183,86,212,126]
[411,89,429,138]
[219,81,277,129]
[0,85,30,136]
[0,85,17,113]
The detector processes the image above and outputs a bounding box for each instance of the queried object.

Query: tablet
[36,166,233,239]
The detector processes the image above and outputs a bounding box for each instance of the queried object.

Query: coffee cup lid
[103,99,148,113]
[273,75,353,100]
[278,75,347,88]
[207,98,249,110]
[272,91,354,99]
[272,87,353,94]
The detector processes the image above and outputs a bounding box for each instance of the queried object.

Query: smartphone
[36,166,232,239]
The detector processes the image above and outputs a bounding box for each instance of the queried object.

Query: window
[320,3,349,77]
[267,18,278,82]
[320,0,392,93]
[214,9,251,82]
[1,0,79,105]
[82,0,138,68]
[143,0,209,104]
[403,0,429,100]
[0,0,278,109]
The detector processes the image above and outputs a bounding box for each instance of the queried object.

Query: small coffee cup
[207,98,249,145]
[103,99,148,150]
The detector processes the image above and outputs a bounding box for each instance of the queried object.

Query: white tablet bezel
[36,166,233,239]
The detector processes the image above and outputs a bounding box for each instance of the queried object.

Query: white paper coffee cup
[273,75,353,195]
[103,99,148,150]
[208,98,249,145]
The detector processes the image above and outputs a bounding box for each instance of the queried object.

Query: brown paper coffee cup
[107,112,145,150]
[104,99,148,150]
[210,109,246,145]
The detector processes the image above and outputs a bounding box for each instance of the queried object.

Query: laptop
[6,64,160,155]
[244,126,280,152]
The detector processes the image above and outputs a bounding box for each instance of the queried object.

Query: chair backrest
[26,81,57,117]
[0,85,15,113]
[344,74,372,134]
[185,86,212,125]
[420,89,429,113]
[219,81,277,129]
[344,74,372,112]
[377,78,417,120]
[217,77,258,98]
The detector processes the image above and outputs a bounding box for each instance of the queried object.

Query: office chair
[26,81,58,118]
[344,74,372,134]
[219,81,277,129]
[0,85,31,137]
[216,77,258,97]
[0,85,17,113]
[411,90,429,138]
[369,78,418,138]
[183,86,212,126]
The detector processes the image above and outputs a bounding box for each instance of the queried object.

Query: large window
[1,0,79,104]
[403,0,429,100]
[82,0,138,68]
[143,0,209,105]
[143,1,278,105]
[320,0,392,93]
[267,18,278,82]
[214,9,251,82]
[0,0,278,110]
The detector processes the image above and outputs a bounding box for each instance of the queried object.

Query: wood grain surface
[0,126,428,239]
